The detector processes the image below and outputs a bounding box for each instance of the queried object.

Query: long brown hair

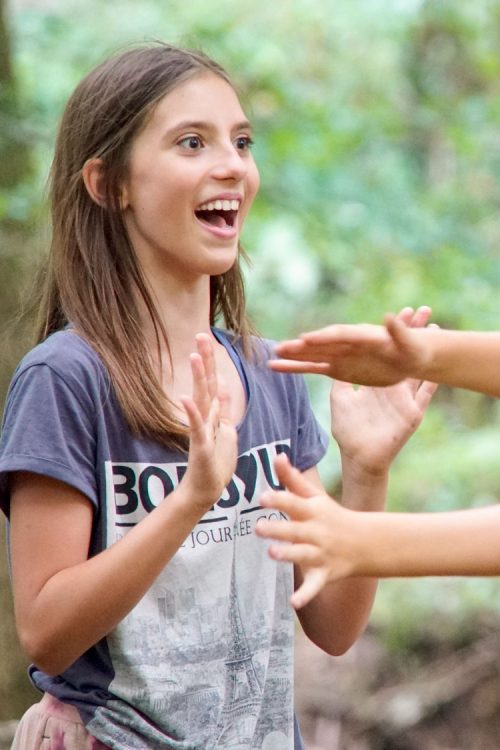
[34,43,255,450]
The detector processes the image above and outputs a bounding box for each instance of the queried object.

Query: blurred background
[2,0,500,747]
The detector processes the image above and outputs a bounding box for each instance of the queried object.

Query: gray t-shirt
[0,328,328,750]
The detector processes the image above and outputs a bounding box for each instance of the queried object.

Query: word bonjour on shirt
[108,439,291,548]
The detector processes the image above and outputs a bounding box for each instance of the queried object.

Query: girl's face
[121,72,260,282]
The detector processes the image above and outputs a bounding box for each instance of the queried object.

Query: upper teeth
[198,199,240,211]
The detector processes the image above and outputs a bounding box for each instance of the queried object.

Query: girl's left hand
[332,307,438,474]
[180,334,238,513]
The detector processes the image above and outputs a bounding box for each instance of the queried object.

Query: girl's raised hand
[330,307,438,473]
[180,333,238,513]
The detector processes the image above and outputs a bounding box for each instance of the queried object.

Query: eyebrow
[165,119,253,137]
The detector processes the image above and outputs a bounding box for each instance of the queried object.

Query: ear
[82,158,107,207]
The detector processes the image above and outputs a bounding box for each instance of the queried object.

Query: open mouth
[195,199,240,230]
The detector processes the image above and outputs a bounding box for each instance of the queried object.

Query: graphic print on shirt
[98,439,295,749]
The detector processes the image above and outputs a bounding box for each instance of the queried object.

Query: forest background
[2,0,500,747]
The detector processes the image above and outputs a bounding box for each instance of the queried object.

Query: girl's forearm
[354,505,500,578]
[18,487,204,675]
[333,461,388,639]
[296,571,378,656]
[340,455,389,511]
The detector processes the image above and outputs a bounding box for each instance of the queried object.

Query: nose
[210,144,248,182]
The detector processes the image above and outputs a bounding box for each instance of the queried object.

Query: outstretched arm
[270,309,500,398]
[9,334,237,675]
[289,307,436,651]
[268,308,433,384]
[256,454,500,609]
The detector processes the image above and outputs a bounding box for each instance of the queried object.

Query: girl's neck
[135,263,246,421]
[138,267,213,362]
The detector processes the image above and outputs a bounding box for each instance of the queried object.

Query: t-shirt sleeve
[291,373,329,472]
[0,363,98,517]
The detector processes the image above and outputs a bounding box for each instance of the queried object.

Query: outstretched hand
[326,307,437,473]
[256,454,361,609]
[270,307,437,473]
[269,307,434,387]
[180,333,238,513]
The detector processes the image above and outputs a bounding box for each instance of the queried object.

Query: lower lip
[195,216,239,240]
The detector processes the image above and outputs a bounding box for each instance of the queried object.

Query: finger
[409,305,432,328]
[207,395,221,434]
[275,339,342,362]
[300,324,372,344]
[290,568,328,609]
[180,394,205,443]
[395,307,415,325]
[274,453,318,499]
[387,310,432,394]
[258,493,312,523]
[384,314,413,352]
[415,379,438,411]
[268,359,332,375]
[195,333,218,401]
[394,308,423,395]
[256,519,302,543]
[268,542,321,565]
[190,352,212,420]
[274,339,308,356]
[217,377,232,425]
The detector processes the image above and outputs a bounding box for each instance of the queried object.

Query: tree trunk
[0,523,39,721]
[0,0,32,190]
[0,2,38,720]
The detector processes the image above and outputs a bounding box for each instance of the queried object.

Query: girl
[0,44,434,749]
[256,314,500,609]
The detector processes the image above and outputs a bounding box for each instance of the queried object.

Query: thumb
[384,313,414,354]
[290,568,328,609]
[330,379,355,397]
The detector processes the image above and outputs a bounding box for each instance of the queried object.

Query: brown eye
[178,135,203,150]
[234,136,254,151]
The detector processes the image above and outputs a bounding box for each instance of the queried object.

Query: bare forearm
[354,505,500,578]
[297,461,386,653]
[415,329,500,398]
[311,462,387,646]
[17,489,202,675]
[340,456,389,511]
[295,571,377,655]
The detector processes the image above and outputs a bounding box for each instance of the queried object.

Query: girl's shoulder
[20,329,97,364]
[13,329,107,390]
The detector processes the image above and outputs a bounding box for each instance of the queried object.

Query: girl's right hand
[180,333,238,513]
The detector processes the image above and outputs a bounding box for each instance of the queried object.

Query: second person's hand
[330,307,438,475]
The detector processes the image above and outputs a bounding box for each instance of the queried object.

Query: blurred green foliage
[2,0,500,716]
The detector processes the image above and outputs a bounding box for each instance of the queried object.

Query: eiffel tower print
[215,542,263,747]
